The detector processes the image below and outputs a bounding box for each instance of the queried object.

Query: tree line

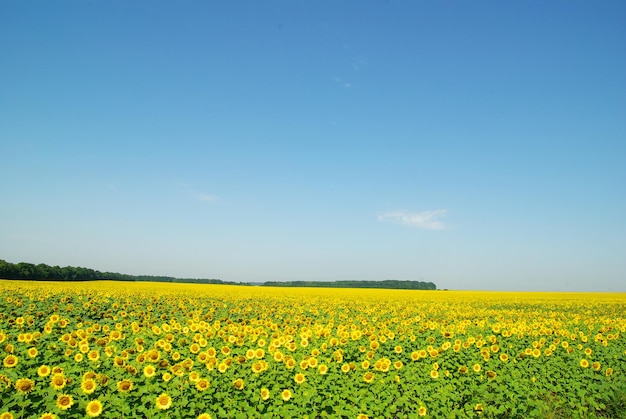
[0,259,225,284]
[262,280,437,290]
[0,259,437,290]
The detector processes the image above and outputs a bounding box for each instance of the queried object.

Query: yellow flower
[39,414,57,419]
[363,371,375,383]
[81,379,97,395]
[341,363,350,373]
[156,393,172,410]
[294,373,306,384]
[56,394,73,410]
[430,370,439,379]
[27,347,38,358]
[15,378,35,394]
[281,389,292,401]
[50,374,66,391]
[143,365,156,378]
[473,364,482,373]
[37,365,51,377]
[116,380,133,392]
[233,378,245,390]
[260,387,270,400]
[2,355,17,368]
[580,359,589,368]
[87,350,100,362]
[318,364,328,375]
[197,414,212,419]
[418,406,427,416]
[195,379,210,391]
[85,400,103,417]
[0,413,13,419]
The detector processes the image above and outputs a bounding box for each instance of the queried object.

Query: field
[0,280,625,418]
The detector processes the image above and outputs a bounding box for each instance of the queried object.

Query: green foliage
[262,279,437,290]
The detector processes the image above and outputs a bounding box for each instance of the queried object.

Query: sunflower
[2,355,17,368]
[85,400,103,417]
[15,378,35,394]
[0,413,12,419]
[27,348,38,358]
[281,389,292,401]
[116,380,133,393]
[318,364,328,375]
[341,363,351,373]
[37,365,51,377]
[155,393,172,410]
[473,364,482,373]
[195,379,210,391]
[294,373,306,384]
[197,414,212,419]
[38,413,57,419]
[430,370,439,379]
[580,359,590,368]
[87,350,100,362]
[486,370,497,379]
[363,371,375,383]
[418,406,427,416]
[81,379,97,395]
[56,394,73,410]
[143,365,156,378]
[233,378,244,390]
[50,374,66,390]
[260,387,270,401]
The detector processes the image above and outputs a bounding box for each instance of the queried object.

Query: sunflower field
[0,280,625,419]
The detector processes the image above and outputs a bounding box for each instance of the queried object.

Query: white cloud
[195,193,217,202]
[378,209,448,230]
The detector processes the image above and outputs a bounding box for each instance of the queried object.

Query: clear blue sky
[1,1,624,291]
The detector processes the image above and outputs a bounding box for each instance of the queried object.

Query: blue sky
[1,1,625,291]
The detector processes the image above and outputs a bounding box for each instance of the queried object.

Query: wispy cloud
[332,76,352,88]
[180,183,218,203]
[195,192,218,202]
[378,210,448,230]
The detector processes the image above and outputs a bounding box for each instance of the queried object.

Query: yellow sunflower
[2,355,17,368]
[15,378,35,394]
[81,379,97,395]
[195,379,210,391]
[56,394,73,410]
[85,400,103,417]
[294,373,306,384]
[281,389,292,401]
[233,378,244,390]
[50,374,66,391]
[260,387,270,401]
[37,365,51,377]
[116,380,133,393]
[155,393,172,410]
